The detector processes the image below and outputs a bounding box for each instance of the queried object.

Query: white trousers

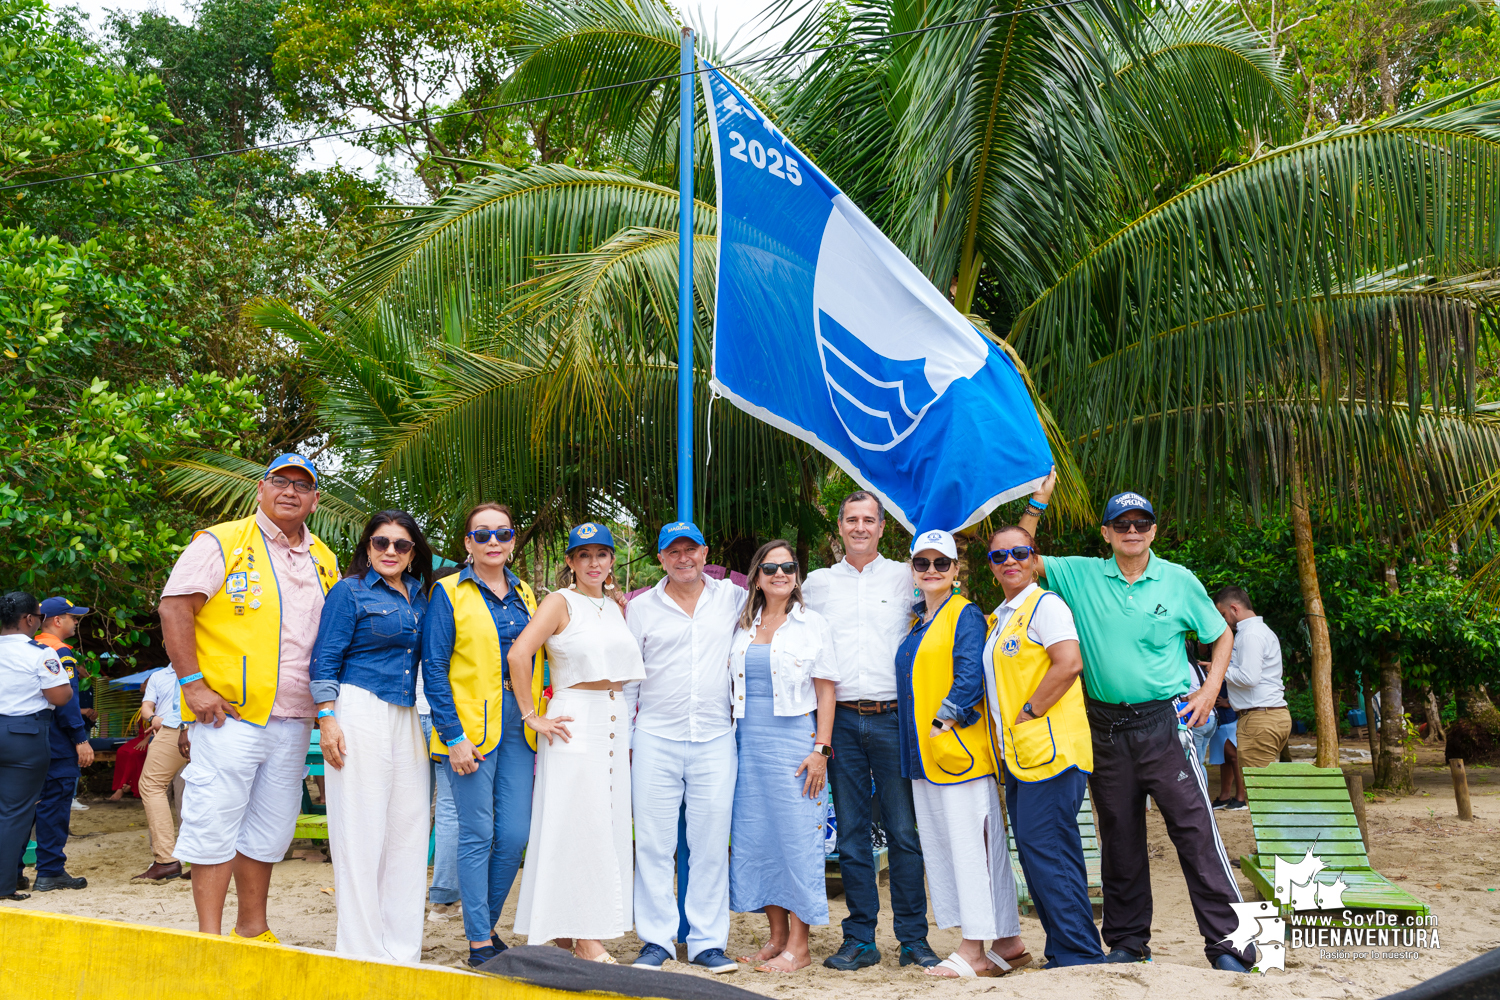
[177,715,312,865]
[912,777,1021,941]
[631,728,736,959]
[325,685,431,964]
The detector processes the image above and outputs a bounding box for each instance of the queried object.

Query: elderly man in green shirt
[1019,473,1255,973]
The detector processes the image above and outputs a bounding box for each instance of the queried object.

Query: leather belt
[1236,705,1287,713]
[836,700,899,715]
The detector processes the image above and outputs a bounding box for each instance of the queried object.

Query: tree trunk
[1424,688,1447,742]
[1462,686,1500,730]
[1289,451,1338,767]
[1373,560,1411,790]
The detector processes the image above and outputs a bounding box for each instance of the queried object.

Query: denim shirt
[422,565,532,746]
[894,597,988,780]
[310,569,429,707]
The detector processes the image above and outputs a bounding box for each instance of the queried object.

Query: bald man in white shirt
[1214,586,1290,770]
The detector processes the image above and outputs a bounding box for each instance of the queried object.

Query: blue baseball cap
[657,520,706,551]
[39,597,89,617]
[567,522,616,553]
[264,452,318,485]
[1101,491,1155,524]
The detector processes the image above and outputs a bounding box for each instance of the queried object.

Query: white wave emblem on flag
[812,197,987,452]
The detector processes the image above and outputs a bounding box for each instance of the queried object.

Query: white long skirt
[911,776,1021,941]
[514,687,634,943]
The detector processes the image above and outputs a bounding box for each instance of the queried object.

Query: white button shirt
[0,634,70,716]
[141,666,183,728]
[802,554,912,702]
[729,603,840,717]
[1225,615,1286,711]
[626,574,747,743]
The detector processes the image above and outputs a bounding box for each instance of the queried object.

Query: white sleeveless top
[545,588,647,688]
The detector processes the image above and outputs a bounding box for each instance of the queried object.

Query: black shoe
[490,933,509,953]
[1210,797,1230,810]
[1214,953,1250,973]
[823,936,881,971]
[899,938,941,967]
[467,944,499,968]
[34,873,87,891]
[1,892,30,901]
[1225,798,1248,811]
[1106,947,1148,963]
[15,874,28,891]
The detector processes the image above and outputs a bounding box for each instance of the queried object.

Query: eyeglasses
[911,556,955,573]
[467,528,515,544]
[370,536,415,554]
[758,561,798,577]
[264,474,315,495]
[1106,517,1156,534]
[987,546,1036,565]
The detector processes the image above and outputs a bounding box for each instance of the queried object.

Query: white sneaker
[71,799,89,812]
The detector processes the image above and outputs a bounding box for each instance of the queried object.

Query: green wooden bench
[1007,785,1102,915]
[1240,762,1428,917]
[295,729,329,844]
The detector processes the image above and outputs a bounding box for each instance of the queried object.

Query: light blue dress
[729,644,830,925]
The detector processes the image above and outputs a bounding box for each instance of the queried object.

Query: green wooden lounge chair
[294,729,329,843]
[1240,762,1428,918]
[1007,785,1103,915]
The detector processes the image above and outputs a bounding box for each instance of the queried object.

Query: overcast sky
[62,0,799,184]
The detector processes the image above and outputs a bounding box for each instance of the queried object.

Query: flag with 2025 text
[701,61,1052,534]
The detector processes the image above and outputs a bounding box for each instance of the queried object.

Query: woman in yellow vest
[982,525,1104,967]
[896,529,1031,979]
[421,502,541,967]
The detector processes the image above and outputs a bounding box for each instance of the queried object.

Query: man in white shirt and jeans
[627,521,746,973]
[802,492,939,970]
[1213,586,1290,770]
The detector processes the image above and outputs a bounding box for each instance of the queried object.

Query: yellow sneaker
[229,928,281,944]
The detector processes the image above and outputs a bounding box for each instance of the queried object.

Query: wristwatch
[1023,702,1037,719]
[813,742,834,759]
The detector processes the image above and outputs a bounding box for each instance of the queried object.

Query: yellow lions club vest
[987,586,1093,781]
[427,572,546,759]
[909,594,997,784]
[185,515,339,728]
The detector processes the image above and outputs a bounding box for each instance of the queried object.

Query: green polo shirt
[1042,552,1226,705]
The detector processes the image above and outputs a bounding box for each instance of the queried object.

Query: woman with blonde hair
[508,522,646,962]
[728,540,838,972]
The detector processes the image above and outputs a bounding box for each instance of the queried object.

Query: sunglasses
[757,561,798,578]
[911,556,955,573]
[467,527,515,544]
[1106,517,1156,534]
[987,546,1036,564]
[265,474,315,495]
[370,536,415,554]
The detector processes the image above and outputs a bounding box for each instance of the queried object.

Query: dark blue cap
[39,597,89,617]
[657,521,706,551]
[567,522,616,552]
[1101,491,1155,524]
[265,452,318,484]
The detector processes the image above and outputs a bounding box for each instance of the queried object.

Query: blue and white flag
[701,62,1053,534]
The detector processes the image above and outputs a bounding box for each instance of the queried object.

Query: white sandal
[985,949,1033,975]
[927,952,981,978]
[576,949,618,964]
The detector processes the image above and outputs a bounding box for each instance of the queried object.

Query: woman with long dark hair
[309,511,434,962]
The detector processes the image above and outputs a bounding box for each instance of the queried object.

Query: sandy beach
[13,740,1498,998]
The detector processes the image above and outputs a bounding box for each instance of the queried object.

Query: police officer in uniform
[28,597,95,890]
[0,592,75,901]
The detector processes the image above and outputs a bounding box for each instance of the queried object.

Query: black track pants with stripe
[1086,699,1255,966]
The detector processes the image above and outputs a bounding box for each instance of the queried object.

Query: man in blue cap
[28,598,94,891]
[1019,472,1254,973]
[626,521,746,973]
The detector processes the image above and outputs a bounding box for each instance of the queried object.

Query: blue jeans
[829,706,927,944]
[1004,766,1105,967]
[420,714,460,905]
[1189,714,1219,769]
[448,689,535,942]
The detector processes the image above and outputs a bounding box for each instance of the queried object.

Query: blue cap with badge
[1101,491,1155,524]
[657,520,706,552]
[39,597,89,617]
[264,452,318,485]
[567,522,616,553]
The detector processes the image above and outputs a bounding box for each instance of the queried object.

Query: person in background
[510,522,646,962]
[802,491,938,970]
[727,541,838,973]
[627,521,746,973]
[27,597,94,891]
[1214,587,1291,772]
[0,592,75,901]
[133,665,190,882]
[1019,472,1254,972]
[982,528,1104,967]
[423,503,540,967]
[899,530,1030,980]
[1183,642,1243,809]
[311,510,433,963]
[414,561,461,917]
[159,453,339,941]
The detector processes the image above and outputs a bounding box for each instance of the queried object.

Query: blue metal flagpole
[676,26,695,525]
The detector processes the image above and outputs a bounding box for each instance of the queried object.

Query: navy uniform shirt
[35,635,90,776]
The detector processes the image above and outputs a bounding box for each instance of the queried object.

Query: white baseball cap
[910,528,959,561]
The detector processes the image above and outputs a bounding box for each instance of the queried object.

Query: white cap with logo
[910,528,959,561]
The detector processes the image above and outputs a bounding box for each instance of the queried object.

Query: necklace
[578,591,607,617]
